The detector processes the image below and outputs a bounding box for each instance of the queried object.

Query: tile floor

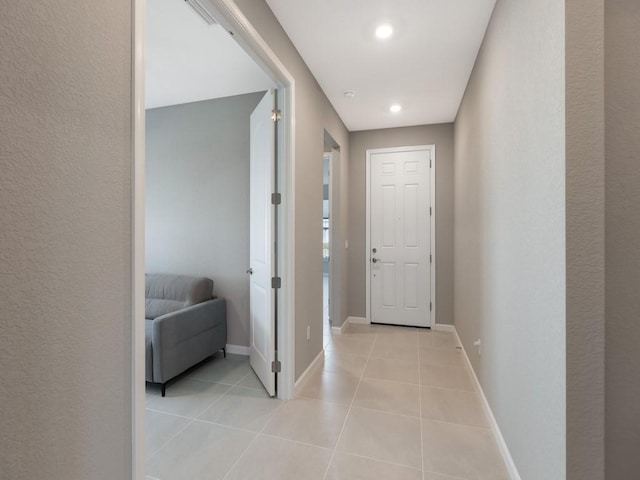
[145,323,509,480]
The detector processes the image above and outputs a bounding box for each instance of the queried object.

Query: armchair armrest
[152,298,226,352]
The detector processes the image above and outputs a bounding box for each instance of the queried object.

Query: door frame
[132,1,297,478]
[365,145,436,327]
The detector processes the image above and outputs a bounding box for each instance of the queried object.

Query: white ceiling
[265,0,496,131]
[145,0,274,109]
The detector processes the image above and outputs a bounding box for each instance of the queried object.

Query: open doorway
[322,131,340,341]
[133,0,297,476]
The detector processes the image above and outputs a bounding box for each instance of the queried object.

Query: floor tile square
[421,387,489,428]
[325,452,422,480]
[422,419,509,480]
[322,351,368,377]
[145,378,230,418]
[419,346,466,367]
[420,364,475,392]
[187,354,252,385]
[224,435,331,480]
[418,330,458,348]
[262,397,349,448]
[337,407,422,470]
[325,335,374,356]
[145,409,191,459]
[354,377,421,417]
[363,356,420,385]
[146,420,255,480]
[296,370,360,405]
[198,386,282,432]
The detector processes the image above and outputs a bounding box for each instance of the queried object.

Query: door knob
[246,268,253,275]
[371,258,378,263]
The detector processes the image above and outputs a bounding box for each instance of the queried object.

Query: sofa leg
[222,347,226,358]
[161,383,166,397]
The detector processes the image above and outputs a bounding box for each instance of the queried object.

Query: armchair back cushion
[145,274,214,319]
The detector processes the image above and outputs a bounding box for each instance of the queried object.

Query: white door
[368,146,434,327]
[249,90,276,396]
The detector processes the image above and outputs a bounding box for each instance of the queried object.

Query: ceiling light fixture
[375,24,393,39]
[390,104,402,113]
[344,90,356,99]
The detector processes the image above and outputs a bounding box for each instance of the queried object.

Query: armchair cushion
[145,274,214,319]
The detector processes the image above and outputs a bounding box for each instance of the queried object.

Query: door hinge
[271,109,282,122]
[430,302,432,311]
[430,254,432,263]
[271,277,281,289]
[430,206,432,216]
[429,158,432,168]
[271,360,281,373]
[271,192,281,205]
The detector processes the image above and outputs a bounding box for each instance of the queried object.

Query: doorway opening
[322,131,340,340]
[133,0,297,476]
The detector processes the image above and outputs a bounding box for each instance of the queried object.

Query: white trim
[450,327,522,480]
[365,145,436,327]
[225,344,250,356]
[347,316,369,325]
[294,349,324,393]
[331,316,369,335]
[131,0,146,477]
[330,326,344,335]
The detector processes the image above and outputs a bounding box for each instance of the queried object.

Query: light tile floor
[145,323,509,480]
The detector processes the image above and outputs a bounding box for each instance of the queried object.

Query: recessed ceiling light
[344,90,356,99]
[375,24,393,39]
[390,104,402,113]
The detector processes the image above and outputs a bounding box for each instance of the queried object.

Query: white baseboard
[331,325,345,335]
[346,316,368,325]
[450,327,522,480]
[294,349,324,393]
[225,344,250,356]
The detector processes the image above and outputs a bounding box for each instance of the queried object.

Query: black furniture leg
[222,347,226,358]
[161,383,166,397]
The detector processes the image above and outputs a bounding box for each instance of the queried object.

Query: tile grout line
[320,324,376,480]
[219,384,287,480]
[418,331,426,480]
[146,383,232,464]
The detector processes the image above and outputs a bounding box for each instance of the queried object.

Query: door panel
[369,147,432,327]
[249,90,276,396]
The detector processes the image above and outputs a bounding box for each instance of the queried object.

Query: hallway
[145,323,508,479]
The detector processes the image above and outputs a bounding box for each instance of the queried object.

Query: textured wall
[0,2,133,478]
[605,0,640,477]
[233,0,350,379]
[565,0,606,478]
[145,92,264,347]
[347,124,454,325]
[453,0,566,478]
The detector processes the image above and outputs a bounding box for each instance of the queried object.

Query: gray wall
[566,0,605,478]
[605,0,640,477]
[453,0,567,478]
[145,92,265,347]
[234,0,350,379]
[348,125,454,325]
[0,2,133,479]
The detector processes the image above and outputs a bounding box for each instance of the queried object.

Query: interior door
[369,146,432,327]
[249,90,276,396]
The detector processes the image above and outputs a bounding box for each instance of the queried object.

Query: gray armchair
[145,274,227,396]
